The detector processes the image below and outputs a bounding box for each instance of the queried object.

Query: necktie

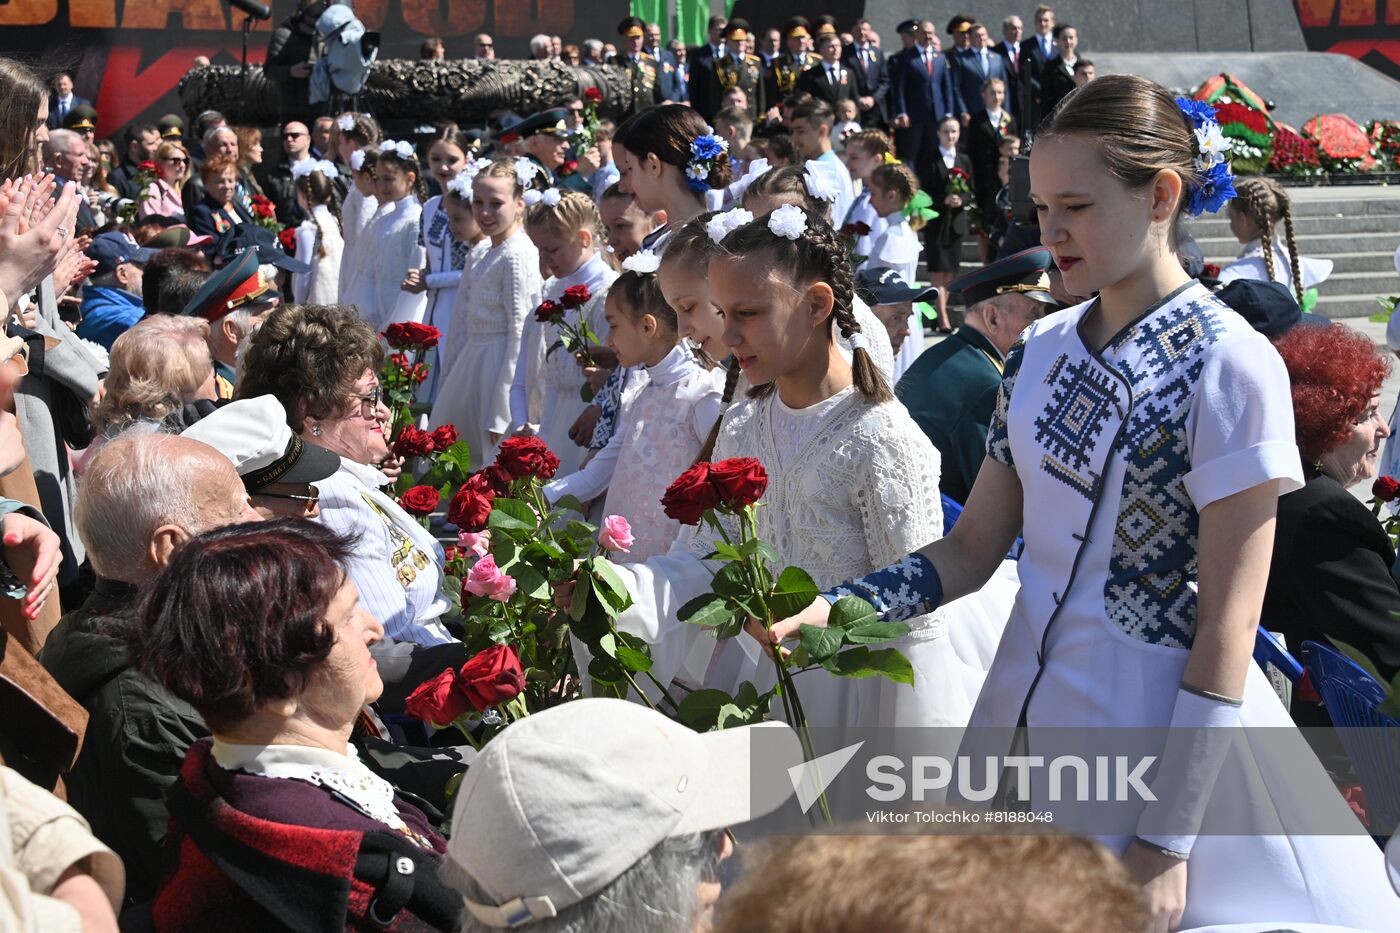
[1008,45,1018,74]
[1043,36,1051,58]
[979,51,988,75]
[925,51,933,77]
[827,66,835,85]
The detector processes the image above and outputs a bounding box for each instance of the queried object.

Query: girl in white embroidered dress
[592,207,989,732]
[421,180,486,405]
[339,145,380,308]
[400,129,475,370]
[774,75,1398,929]
[429,159,542,470]
[507,191,618,475]
[363,145,426,331]
[291,165,344,305]
[545,267,722,560]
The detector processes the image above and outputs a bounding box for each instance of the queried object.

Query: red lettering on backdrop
[122,0,228,30]
[498,0,574,37]
[71,0,115,28]
[356,0,389,30]
[0,0,56,26]
[404,0,487,35]
[1295,0,1378,27]
[97,44,267,135]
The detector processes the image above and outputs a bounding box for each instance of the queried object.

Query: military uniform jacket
[623,52,663,117]
[714,53,766,120]
[765,52,815,105]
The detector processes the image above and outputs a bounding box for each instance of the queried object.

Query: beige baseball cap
[444,698,802,928]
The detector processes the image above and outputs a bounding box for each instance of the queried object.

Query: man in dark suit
[887,20,955,172]
[797,33,863,111]
[644,22,685,104]
[952,23,1008,126]
[993,15,1023,122]
[46,73,92,131]
[843,18,888,128]
[896,247,1057,504]
[1017,4,1056,135]
[967,78,1017,220]
[687,15,728,123]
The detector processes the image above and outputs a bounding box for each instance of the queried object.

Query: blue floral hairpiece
[686,130,730,193]
[1175,97,1237,217]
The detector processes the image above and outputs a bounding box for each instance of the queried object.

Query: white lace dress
[339,189,378,310]
[429,230,541,470]
[291,204,344,305]
[507,254,618,476]
[545,342,724,560]
[609,386,997,729]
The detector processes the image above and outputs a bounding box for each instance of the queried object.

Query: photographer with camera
[265,0,334,118]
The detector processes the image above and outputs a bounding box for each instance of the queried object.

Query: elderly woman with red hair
[1265,322,1400,716]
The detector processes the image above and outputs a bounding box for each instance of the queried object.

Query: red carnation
[449,484,495,531]
[560,284,592,309]
[495,436,561,480]
[404,667,472,726]
[661,462,720,525]
[399,485,441,516]
[585,87,604,103]
[384,321,441,349]
[431,424,460,450]
[1373,475,1400,503]
[707,457,768,509]
[535,299,564,323]
[392,425,436,458]
[458,644,526,711]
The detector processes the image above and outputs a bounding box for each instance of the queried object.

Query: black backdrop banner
[0,0,627,135]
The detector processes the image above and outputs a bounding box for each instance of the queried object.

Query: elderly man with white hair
[529,33,553,59]
[181,124,241,217]
[39,432,259,905]
[444,699,801,932]
[42,129,97,228]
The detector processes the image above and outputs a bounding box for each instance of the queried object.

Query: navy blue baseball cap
[855,268,939,306]
[85,232,155,278]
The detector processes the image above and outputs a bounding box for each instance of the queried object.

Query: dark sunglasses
[283,131,307,140]
[253,483,321,507]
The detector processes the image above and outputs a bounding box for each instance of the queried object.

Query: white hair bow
[350,150,366,172]
[513,157,541,185]
[803,160,840,202]
[726,158,770,202]
[768,203,808,240]
[337,114,356,132]
[622,249,661,274]
[292,158,339,181]
[706,207,753,244]
[379,140,415,160]
[541,188,562,206]
[446,174,473,198]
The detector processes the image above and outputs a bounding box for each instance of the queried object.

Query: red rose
[251,195,276,219]
[458,644,526,711]
[495,436,561,480]
[560,284,591,309]
[584,87,603,103]
[431,424,459,450]
[404,667,471,726]
[661,462,720,525]
[399,485,441,516]
[535,299,564,323]
[384,321,441,349]
[476,464,514,495]
[138,160,158,172]
[278,227,297,252]
[392,425,436,458]
[707,457,768,509]
[1373,475,1400,503]
[448,484,495,531]
[1202,263,1221,279]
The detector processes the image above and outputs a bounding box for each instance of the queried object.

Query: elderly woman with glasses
[138,140,189,220]
[238,303,455,650]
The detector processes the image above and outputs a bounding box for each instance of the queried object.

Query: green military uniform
[714,51,766,121]
[502,109,592,194]
[766,50,817,104]
[896,327,1004,505]
[623,52,663,118]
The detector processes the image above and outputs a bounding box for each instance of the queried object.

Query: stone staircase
[945,184,1400,319]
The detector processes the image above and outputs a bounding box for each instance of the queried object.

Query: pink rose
[462,555,517,602]
[457,530,491,559]
[598,515,634,553]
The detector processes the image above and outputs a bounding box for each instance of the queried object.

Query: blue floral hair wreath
[1176,97,1237,217]
[686,129,730,193]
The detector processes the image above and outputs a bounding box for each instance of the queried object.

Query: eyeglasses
[162,156,189,165]
[283,131,307,140]
[477,41,493,48]
[253,484,321,509]
[349,385,382,416]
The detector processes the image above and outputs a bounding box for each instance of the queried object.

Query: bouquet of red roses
[837,220,870,266]
[663,457,912,823]
[536,284,605,399]
[249,194,282,233]
[380,321,441,433]
[945,166,978,228]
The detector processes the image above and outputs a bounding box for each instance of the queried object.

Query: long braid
[1259,215,1277,286]
[812,223,894,403]
[1278,188,1305,305]
[696,357,742,463]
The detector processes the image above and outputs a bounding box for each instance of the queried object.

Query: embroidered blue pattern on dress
[1104,297,1228,648]
[986,337,1025,468]
[825,553,942,623]
[1032,355,1120,500]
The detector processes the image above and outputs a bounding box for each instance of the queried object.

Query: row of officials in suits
[620,10,1076,140]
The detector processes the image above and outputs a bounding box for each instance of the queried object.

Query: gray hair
[203,124,237,151]
[75,432,210,582]
[1003,15,1023,28]
[583,39,604,58]
[43,128,81,160]
[455,832,718,933]
[529,34,552,56]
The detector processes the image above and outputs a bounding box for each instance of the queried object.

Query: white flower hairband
[803,160,839,202]
[378,140,416,160]
[291,158,339,181]
[541,188,562,206]
[337,114,356,132]
[446,174,473,198]
[622,249,661,274]
[768,203,808,240]
[706,207,752,244]
[349,150,366,172]
[513,157,541,185]
[726,157,770,201]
